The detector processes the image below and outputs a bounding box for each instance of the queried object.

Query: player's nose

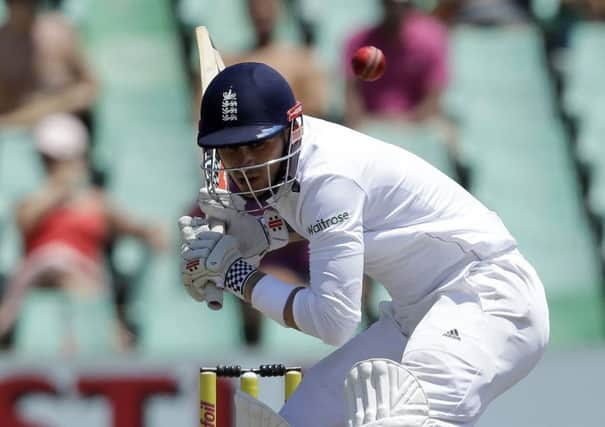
[238,147,257,167]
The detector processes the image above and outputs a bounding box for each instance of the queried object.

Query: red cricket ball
[351,45,386,82]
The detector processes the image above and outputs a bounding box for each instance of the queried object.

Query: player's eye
[249,141,265,151]
[221,146,239,154]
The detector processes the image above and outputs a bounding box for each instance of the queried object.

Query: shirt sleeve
[291,174,365,346]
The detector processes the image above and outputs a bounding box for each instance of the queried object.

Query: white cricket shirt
[266,116,517,346]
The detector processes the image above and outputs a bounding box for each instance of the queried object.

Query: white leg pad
[235,390,291,427]
[344,358,429,427]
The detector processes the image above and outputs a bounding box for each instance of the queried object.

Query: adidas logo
[443,329,461,341]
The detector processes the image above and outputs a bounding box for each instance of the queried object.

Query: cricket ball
[351,45,386,82]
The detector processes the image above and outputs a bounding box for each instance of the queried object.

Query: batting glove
[179,216,262,302]
[179,216,219,302]
[198,188,289,265]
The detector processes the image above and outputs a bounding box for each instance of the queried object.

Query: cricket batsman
[179,62,550,426]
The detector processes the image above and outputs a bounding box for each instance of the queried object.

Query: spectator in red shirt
[343,0,450,128]
[0,114,167,354]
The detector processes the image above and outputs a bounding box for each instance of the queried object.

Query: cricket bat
[196,26,226,311]
[196,26,225,104]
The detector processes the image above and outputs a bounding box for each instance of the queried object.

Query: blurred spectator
[587,0,605,18]
[45,0,64,9]
[192,0,327,120]
[565,0,605,19]
[536,0,605,103]
[0,114,167,354]
[343,0,450,128]
[0,0,96,129]
[432,0,465,24]
[284,0,318,46]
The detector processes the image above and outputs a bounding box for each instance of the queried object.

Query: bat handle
[205,219,225,311]
[205,284,224,311]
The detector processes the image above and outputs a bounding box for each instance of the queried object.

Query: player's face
[218,133,285,194]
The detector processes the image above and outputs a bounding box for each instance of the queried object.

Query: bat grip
[205,284,223,311]
[205,219,225,311]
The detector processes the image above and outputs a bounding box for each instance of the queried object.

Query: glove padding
[180,216,258,301]
[179,216,214,302]
[344,359,429,427]
[198,188,288,265]
[234,390,290,427]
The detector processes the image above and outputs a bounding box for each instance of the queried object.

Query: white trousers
[279,250,550,427]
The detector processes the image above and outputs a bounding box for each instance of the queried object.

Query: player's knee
[344,358,430,427]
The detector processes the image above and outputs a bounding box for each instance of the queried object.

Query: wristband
[225,258,260,299]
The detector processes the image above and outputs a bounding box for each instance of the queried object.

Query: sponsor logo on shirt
[307,212,350,235]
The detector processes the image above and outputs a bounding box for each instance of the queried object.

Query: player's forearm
[245,273,303,328]
[248,273,361,346]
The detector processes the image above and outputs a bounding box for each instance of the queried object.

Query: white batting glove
[198,188,289,265]
[180,217,261,301]
[179,216,219,302]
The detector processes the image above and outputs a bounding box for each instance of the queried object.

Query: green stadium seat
[57,0,94,27]
[562,23,605,118]
[531,0,561,22]
[446,23,604,345]
[0,129,43,203]
[588,166,605,218]
[470,119,604,345]
[445,25,552,119]
[0,130,43,279]
[575,100,605,169]
[13,290,69,356]
[13,288,118,357]
[136,272,244,357]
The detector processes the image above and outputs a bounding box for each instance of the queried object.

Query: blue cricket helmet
[197,62,298,148]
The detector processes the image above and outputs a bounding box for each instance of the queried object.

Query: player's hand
[179,216,258,301]
[179,216,224,303]
[198,188,289,265]
[181,229,241,298]
[179,216,216,302]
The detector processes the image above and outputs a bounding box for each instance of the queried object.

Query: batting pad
[234,390,291,427]
[344,358,429,427]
